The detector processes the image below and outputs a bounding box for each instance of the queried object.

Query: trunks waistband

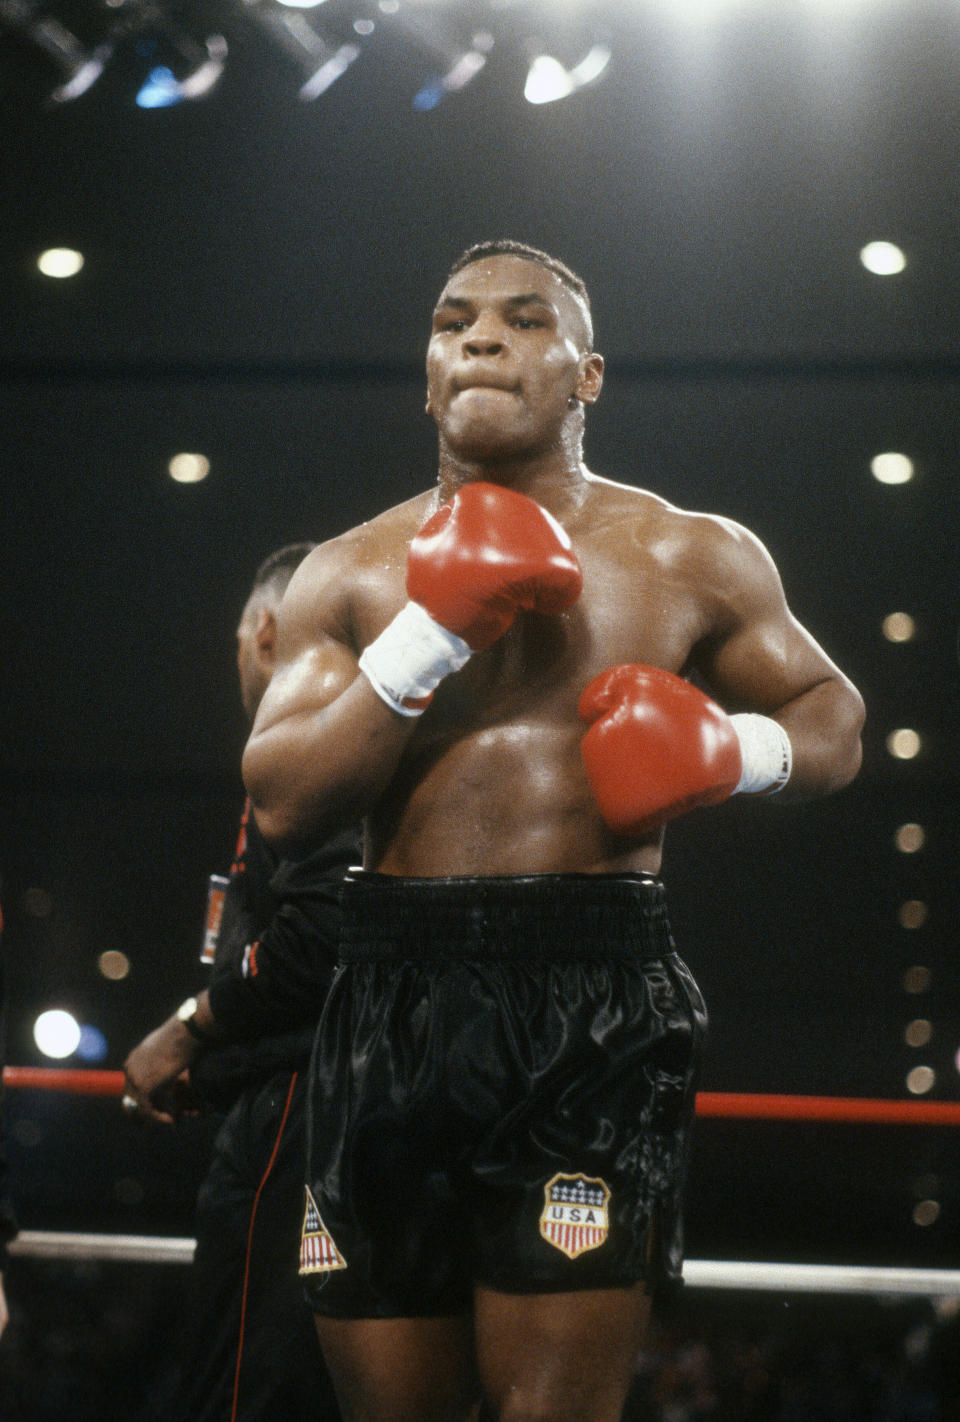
[338,872,675,963]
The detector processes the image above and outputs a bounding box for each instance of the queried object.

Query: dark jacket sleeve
[205,826,360,1041]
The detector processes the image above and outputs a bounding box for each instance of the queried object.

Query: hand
[122,1017,205,1126]
[578,664,743,835]
[407,481,582,649]
[359,482,582,715]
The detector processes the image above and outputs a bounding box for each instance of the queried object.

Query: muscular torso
[336,476,728,877]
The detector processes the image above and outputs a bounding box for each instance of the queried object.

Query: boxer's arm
[242,545,417,847]
[245,485,583,846]
[689,517,864,800]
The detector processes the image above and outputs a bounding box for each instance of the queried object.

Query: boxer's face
[425,255,601,462]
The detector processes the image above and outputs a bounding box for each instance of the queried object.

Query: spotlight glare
[276,0,328,8]
[168,452,210,484]
[570,43,611,87]
[51,43,113,103]
[882,612,916,643]
[903,965,931,994]
[894,823,925,854]
[34,1009,82,1060]
[887,728,921,760]
[135,34,227,107]
[871,452,914,485]
[904,1019,932,1048]
[412,39,490,111]
[98,950,131,981]
[178,35,228,100]
[860,240,907,276]
[898,900,929,931]
[37,248,85,279]
[906,1065,935,1095]
[913,1199,940,1227]
[443,47,487,93]
[136,65,181,108]
[77,1024,109,1063]
[299,43,360,100]
[524,40,610,106]
[524,55,575,104]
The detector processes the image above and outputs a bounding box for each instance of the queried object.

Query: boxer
[243,241,864,1422]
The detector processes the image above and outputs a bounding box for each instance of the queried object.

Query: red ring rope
[4,1066,126,1096]
[5,1067,960,1125]
[694,1091,960,1126]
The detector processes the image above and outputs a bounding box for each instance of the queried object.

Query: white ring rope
[683,1260,960,1297]
[8,1232,960,1295]
[9,1230,196,1265]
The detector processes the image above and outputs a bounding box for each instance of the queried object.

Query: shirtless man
[242,240,865,1422]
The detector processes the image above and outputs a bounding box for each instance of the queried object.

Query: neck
[436,434,588,514]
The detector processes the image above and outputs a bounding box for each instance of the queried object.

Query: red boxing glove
[578,665,743,835]
[406,482,583,650]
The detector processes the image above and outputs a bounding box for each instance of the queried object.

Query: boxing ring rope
[6,1067,960,1295]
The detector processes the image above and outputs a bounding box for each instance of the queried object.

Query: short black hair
[446,240,592,338]
[250,542,315,604]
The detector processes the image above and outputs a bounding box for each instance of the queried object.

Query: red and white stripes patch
[539,1173,611,1260]
[299,1186,347,1275]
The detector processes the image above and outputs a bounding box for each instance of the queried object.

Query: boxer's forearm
[760,675,864,801]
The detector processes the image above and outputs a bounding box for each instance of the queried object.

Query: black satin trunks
[301,872,706,1318]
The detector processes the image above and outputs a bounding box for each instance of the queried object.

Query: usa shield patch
[299,1186,347,1275]
[539,1173,611,1259]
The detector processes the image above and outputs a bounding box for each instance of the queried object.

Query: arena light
[299,41,360,100]
[370,3,493,111]
[37,247,85,278]
[77,1025,108,1064]
[98,950,131,981]
[871,451,914,485]
[898,900,928,930]
[860,240,907,276]
[168,452,211,483]
[33,1009,82,1060]
[524,42,611,105]
[0,0,113,103]
[882,611,916,643]
[51,40,113,103]
[904,1019,932,1048]
[903,965,931,994]
[1,1,226,107]
[135,31,227,108]
[906,1065,935,1096]
[894,823,925,854]
[886,728,921,761]
[240,2,363,100]
[412,34,492,110]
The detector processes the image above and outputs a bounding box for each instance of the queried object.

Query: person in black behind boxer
[242,242,865,1422]
[124,545,356,1421]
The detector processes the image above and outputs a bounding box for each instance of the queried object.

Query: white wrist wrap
[730,714,792,795]
[358,600,473,717]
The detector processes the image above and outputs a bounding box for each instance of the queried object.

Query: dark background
[1,0,958,1317]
